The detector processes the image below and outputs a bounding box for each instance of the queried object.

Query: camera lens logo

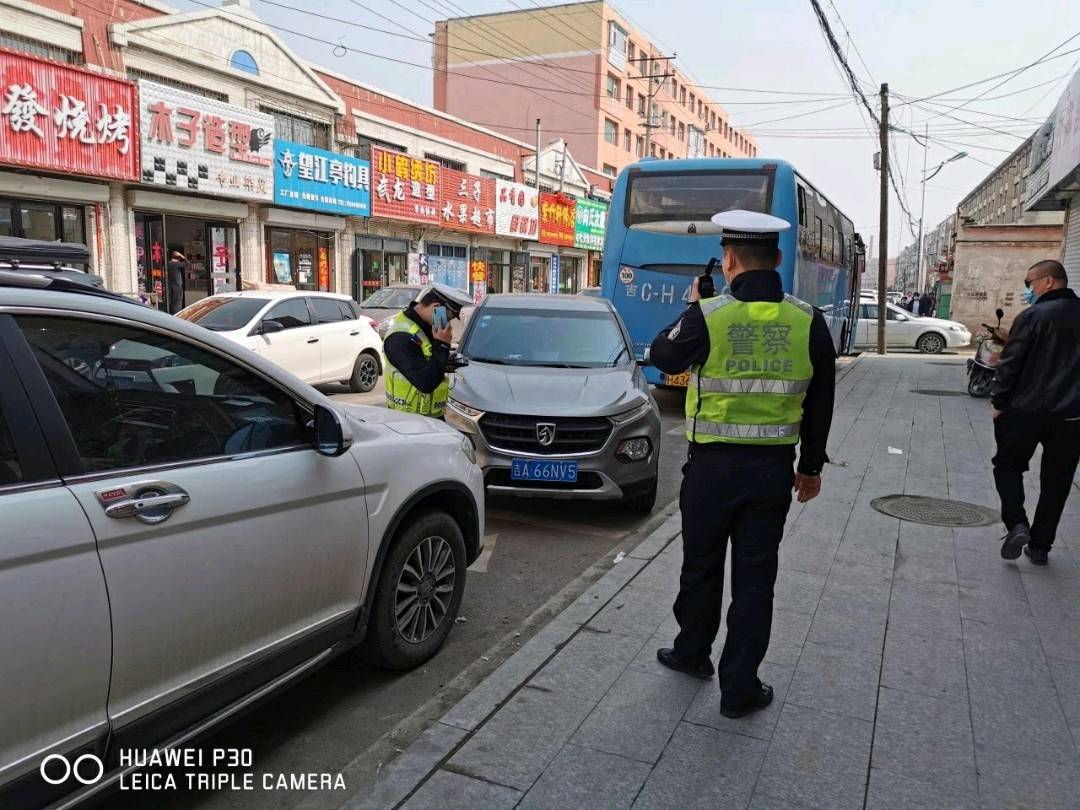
[40,753,105,786]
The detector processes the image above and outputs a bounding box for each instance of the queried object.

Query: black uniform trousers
[993,412,1080,551]
[673,446,794,703]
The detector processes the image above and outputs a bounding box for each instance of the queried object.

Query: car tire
[623,477,658,514]
[349,351,381,393]
[916,332,946,354]
[358,510,467,670]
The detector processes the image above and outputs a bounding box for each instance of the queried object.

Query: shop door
[361,250,384,299]
[295,232,317,292]
[135,213,167,312]
[207,223,240,296]
[386,252,407,285]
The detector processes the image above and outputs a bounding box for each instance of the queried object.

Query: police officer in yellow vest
[650,210,836,719]
[383,283,473,418]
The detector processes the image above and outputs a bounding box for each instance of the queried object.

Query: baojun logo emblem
[40,753,105,786]
[536,423,556,447]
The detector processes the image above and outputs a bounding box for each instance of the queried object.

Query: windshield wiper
[467,356,512,365]
[528,362,592,369]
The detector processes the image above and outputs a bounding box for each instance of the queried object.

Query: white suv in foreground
[0,276,483,809]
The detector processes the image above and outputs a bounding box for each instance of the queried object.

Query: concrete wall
[950,223,1063,332]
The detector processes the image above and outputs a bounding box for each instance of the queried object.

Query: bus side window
[828,225,836,264]
[816,216,824,259]
[797,186,806,225]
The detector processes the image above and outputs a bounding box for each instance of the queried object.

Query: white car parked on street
[178,291,384,392]
[851,298,971,353]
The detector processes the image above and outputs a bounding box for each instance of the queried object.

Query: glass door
[207,222,240,295]
[135,212,167,311]
[295,231,316,291]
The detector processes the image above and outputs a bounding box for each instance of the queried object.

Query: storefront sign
[574,198,608,251]
[539,192,576,247]
[318,246,331,290]
[550,253,560,292]
[0,50,138,180]
[274,139,370,216]
[371,147,440,224]
[1025,66,1080,210]
[495,179,539,240]
[439,167,495,234]
[470,258,487,304]
[138,80,274,200]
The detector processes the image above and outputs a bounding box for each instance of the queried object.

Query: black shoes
[1024,545,1049,566]
[1001,524,1031,560]
[720,682,774,719]
[656,648,714,680]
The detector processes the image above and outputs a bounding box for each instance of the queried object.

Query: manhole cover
[911,389,969,397]
[871,495,999,527]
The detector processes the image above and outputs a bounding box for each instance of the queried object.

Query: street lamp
[915,125,966,293]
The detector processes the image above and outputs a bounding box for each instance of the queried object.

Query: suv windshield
[626,171,771,225]
[178,297,269,331]
[364,287,417,308]
[463,308,629,368]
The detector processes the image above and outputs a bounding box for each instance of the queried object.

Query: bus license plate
[510,459,578,483]
[666,371,691,387]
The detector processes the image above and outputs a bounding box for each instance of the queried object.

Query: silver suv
[0,276,483,808]
[445,294,661,513]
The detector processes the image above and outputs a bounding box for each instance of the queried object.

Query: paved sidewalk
[346,355,1080,810]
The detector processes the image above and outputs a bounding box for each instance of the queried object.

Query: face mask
[1022,286,1037,305]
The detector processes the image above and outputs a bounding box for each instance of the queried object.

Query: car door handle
[349,331,360,336]
[307,337,320,344]
[97,481,190,525]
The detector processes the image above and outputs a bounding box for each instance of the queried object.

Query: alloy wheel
[395,535,457,644]
[919,334,945,354]
[357,356,379,389]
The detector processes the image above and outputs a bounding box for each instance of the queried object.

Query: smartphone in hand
[432,306,449,331]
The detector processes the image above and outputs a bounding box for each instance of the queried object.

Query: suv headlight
[449,398,484,419]
[617,437,652,462]
[460,436,477,464]
[610,401,652,425]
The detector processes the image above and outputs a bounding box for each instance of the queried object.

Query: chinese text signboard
[274,139,370,216]
[438,167,495,234]
[371,147,440,224]
[574,198,607,251]
[539,192,576,247]
[0,50,138,180]
[470,258,487,304]
[495,179,538,240]
[138,80,274,201]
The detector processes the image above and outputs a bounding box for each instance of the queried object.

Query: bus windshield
[626,171,771,225]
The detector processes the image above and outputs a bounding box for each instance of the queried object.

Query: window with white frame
[603,119,618,145]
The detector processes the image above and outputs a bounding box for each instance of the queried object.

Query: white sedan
[852,300,971,353]
[179,291,384,391]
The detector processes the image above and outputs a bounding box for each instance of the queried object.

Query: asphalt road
[104,380,688,810]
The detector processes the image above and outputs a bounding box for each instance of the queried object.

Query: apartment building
[432,0,757,180]
[958,136,1063,227]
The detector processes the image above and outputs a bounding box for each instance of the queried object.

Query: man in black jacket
[992,259,1080,565]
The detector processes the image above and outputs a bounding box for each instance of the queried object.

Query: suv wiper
[528,362,591,369]
[467,356,511,365]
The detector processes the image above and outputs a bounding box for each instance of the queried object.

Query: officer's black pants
[993,412,1080,551]
[673,450,794,704]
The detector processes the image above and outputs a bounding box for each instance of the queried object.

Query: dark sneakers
[1001,524,1032,560]
[720,682,774,719]
[1024,545,1049,566]
[656,648,714,680]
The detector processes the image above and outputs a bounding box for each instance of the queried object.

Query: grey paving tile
[777,546,835,576]
[958,577,1036,630]
[631,722,768,810]
[772,569,826,615]
[870,686,977,792]
[865,768,979,810]
[887,580,962,640]
[962,618,1055,686]
[892,553,958,585]
[528,627,646,702]
[683,661,795,741]
[345,722,468,810]
[753,703,873,810]
[976,743,1080,808]
[747,793,825,810]
[571,667,699,764]
[1033,615,1080,664]
[585,581,672,640]
[400,769,521,810]
[967,673,1078,766]
[1049,658,1080,742]
[447,687,595,790]
[806,601,887,652]
[787,640,881,721]
[517,744,651,810]
[881,628,967,698]
[763,608,813,667]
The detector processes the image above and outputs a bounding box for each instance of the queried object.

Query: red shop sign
[539,192,576,247]
[0,49,139,181]
[370,147,441,225]
[438,167,495,234]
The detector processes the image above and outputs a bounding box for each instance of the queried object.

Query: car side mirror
[259,319,285,335]
[313,404,352,457]
[895,313,908,321]
[637,347,651,366]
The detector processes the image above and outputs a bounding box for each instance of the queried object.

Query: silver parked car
[445,294,661,513]
[0,267,483,809]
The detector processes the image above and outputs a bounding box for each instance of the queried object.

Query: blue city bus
[601,158,863,386]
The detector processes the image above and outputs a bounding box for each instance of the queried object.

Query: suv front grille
[479,413,612,455]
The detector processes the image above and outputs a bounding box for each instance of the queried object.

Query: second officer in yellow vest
[383,283,473,418]
[650,210,836,719]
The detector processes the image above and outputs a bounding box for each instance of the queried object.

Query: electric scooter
[967,307,1008,398]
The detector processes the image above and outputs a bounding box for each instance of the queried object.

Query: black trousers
[993,412,1080,551]
[673,449,794,703]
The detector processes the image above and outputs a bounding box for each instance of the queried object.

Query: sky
[176,0,1080,260]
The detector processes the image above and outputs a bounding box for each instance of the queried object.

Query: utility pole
[628,54,675,157]
[558,140,567,192]
[877,83,889,356]
[915,122,928,295]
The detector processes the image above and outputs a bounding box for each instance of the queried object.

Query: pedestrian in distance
[918,293,935,317]
[166,249,187,314]
[383,283,472,419]
[992,259,1080,565]
[906,292,920,313]
[649,210,836,718]
[899,293,911,311]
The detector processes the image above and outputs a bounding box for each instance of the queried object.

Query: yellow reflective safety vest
[385,313,450,418]
[685,293,814,444]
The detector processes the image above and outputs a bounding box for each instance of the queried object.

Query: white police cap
[710,209,792,245]
[428,282,473,315]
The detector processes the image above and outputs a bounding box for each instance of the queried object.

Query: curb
[340,510,684,810]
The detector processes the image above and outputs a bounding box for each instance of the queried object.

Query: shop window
[126,69,228,102]
[230,50,259,75]
[262,108,330,149]
[355,135,408,162]
[0,198,85,248]
[425,154,466,171]
[0,32,81,64]
[267,228,332,291]
[61,206,84,245]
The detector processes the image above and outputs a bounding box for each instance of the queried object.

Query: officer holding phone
[649,210,836,719]
[384,283,473,418]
